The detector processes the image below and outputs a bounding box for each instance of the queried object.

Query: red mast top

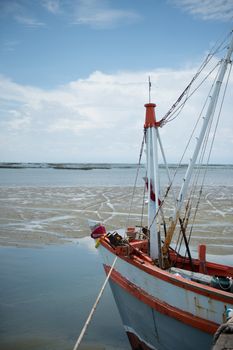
[144,103,160,128]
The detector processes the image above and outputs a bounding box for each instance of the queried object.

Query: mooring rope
[72,255,118,350]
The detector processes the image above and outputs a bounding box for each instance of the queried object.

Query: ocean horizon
[0,162,233,170]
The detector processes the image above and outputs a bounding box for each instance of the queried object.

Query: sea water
[0,163,233,187]
[0,164,233,349]
[0,240,130,350]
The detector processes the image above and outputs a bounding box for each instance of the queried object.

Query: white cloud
[0,0,46,27]
[72,0,141,28]
[3,40,20,52]
[0,0,141,29]
[6,111,31,131]
[171,0,233,21]
[42,0,61,14]
[14,14,45,27]
[0,59,232,163]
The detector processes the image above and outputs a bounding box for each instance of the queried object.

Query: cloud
[6,110,31,131]
[14,14,45,27]
[0,0,141,29]
[72,0,142,28]
[3,40,20,52]
[171,0,233,21]
[0,60,232,163]
[42,0,61,14]
[0,0,46,27]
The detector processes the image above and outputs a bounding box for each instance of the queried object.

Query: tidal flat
[0,185,233,256]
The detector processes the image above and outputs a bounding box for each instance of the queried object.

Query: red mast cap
[144,103,158,128]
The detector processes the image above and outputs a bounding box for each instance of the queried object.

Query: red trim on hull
[127,331,154,350]
[100,239,233,304]
[104,265,219,334]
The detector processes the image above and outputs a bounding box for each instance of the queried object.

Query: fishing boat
[90,30,233,350]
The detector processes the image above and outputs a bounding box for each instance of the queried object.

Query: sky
[0,0,233,164]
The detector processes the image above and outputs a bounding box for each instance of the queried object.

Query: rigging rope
[162,61,221,124]
[185,60,233,250]
[160,31,231,125]
[140,170,147,234]
[147,61,222,233]
[130,32,232,239]
[174,89,217,259]
[175,59,232,261]
[148,36,232,258]
[72,256,118,350]
[126,134,145,228]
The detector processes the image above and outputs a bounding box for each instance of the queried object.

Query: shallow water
[0,164,233,187]
[0,240,232,350]
[0,239,130,350]
[0,167,143,187]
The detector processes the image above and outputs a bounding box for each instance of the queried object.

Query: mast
[162,30,233,259]
[144,103,161,260]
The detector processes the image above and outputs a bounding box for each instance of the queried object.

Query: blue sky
[0,0,233,163]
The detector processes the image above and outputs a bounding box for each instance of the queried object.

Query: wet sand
[0,186,232,255]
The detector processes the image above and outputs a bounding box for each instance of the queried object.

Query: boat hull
[109,277,212,350]
[98,241,233,350]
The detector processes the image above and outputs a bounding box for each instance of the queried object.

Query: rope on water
[72,255,118,350]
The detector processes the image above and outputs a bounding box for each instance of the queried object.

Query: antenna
[148,76,151,103]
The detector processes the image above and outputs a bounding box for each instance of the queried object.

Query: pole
[72,256,117,350]
[162,30,233,257]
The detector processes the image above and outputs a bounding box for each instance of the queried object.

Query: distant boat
[91,30,233,350]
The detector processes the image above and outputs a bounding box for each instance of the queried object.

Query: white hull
[98,242,233,350]
[110,278,212,350]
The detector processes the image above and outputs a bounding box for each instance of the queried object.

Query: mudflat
[0,186,232,255]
